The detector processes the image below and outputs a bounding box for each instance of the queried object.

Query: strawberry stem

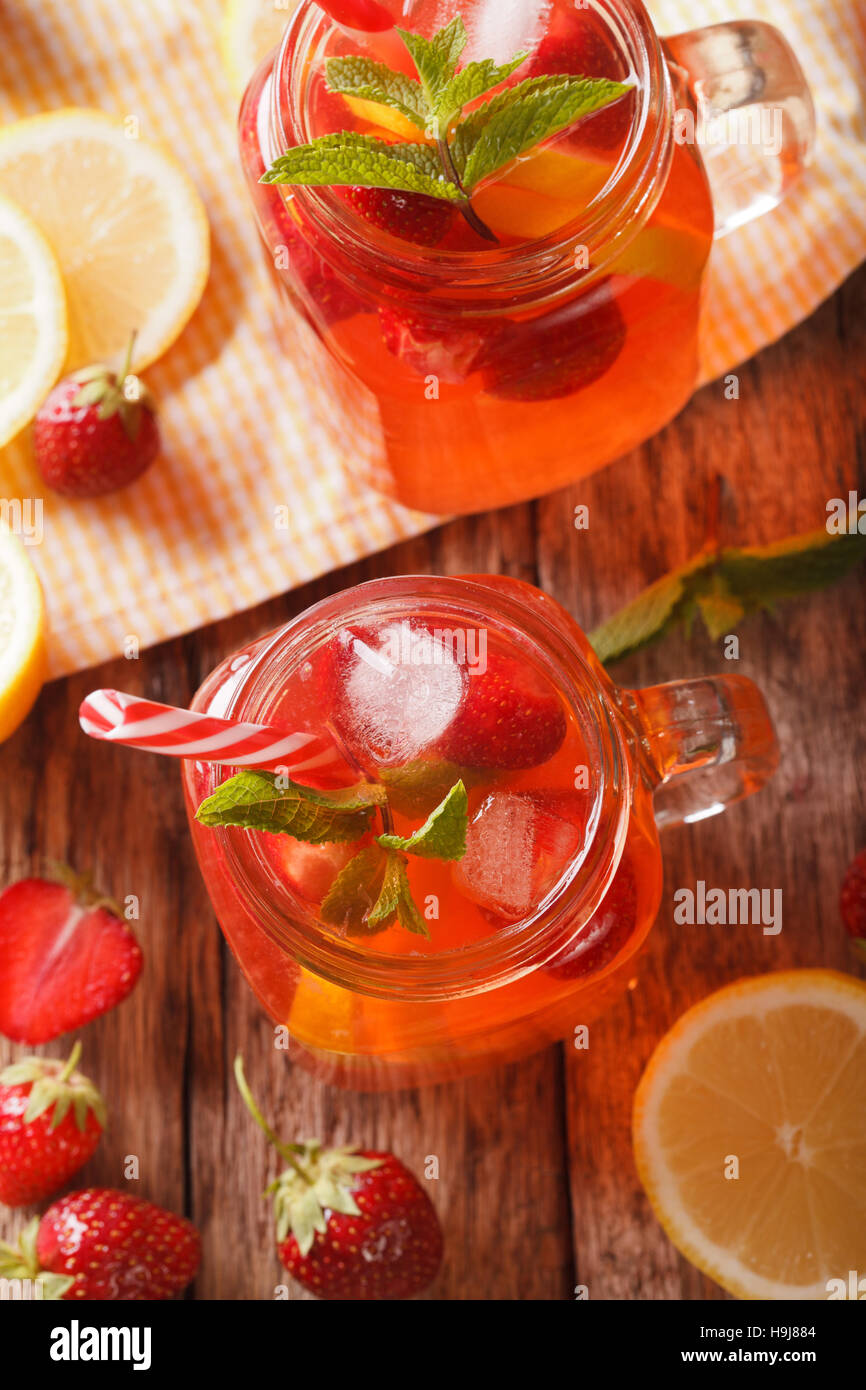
[436,137,498,244]
[58,1041,82,1084]
[233,1055,314,1185]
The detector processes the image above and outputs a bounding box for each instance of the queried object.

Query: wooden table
[1,266,863,1302]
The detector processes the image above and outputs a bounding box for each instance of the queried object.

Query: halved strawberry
[438,650,566,770]
[0,871,143,1044]
[482,281,626,403]
[379,308,497,383]
[340,187,454,247]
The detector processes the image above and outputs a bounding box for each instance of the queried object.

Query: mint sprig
[264,13,630,243]
[196,772,470,940]
[590,529,866,665]
[194,769,387,844]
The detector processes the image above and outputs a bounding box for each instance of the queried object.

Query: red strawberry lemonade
[238,0,715,512]
[184,576,666,1089]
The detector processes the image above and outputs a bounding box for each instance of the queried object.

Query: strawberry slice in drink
[527,12,634,152]
[482,279,626,403]
[379,308,498,384]
[546,853,637,979]
[437,650,567,768]
[317,0,396,32]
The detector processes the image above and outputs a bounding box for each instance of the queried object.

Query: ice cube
[463,0,552,65]
[454,790,587,921]
[340,621,465,765]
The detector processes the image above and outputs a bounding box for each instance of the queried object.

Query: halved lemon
[0,109,210,372]
[220,0,302,98]
[633,970,866,1300]
[0,193,67,447]
[0,521,46,743]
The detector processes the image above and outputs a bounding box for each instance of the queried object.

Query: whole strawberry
[0,1042,105,1207]
[34,332,159,497]
[840,849,866,963]
[0,867,143,1044]
[0,1190,200,1299]
[235,1056,442,1300]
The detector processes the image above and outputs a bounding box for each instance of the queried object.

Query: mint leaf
[366,850,405,930]
[590,529,866,665]
[369,851,431,938]
[432,54,528,133]
[378,780,468,861]
[459,75,630,191]
[590,553,712,664]
[397,15,467,105]
[325,56,427,131]
[321,845,387,933]
[720,530,866,605]
[396,880,431,938]
[263,132,462,203]
[195,770,386,845]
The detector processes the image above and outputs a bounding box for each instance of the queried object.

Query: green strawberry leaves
[590,529,866,664]
[263,14,630,241]
[0,1218,75,1299]
[194,769,387,844]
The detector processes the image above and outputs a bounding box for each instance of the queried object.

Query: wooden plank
[1,267,862,1301]
[538,267,866,1298]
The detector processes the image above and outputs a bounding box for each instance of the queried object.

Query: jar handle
[662,21,816,238]
[625,675,779,830]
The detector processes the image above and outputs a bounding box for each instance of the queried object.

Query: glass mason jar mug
[183,575,779,1090]
[238,0,814,515]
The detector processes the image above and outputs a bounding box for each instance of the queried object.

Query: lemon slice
[0,193,67,447]
[0,521,46,743]
[0,110,210,372]
[220,0,302,98]
[633,970,866,1300]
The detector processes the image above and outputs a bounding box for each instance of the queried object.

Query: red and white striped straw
[79,690,343,774]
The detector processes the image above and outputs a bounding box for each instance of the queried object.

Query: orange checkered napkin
[0,0,863,678]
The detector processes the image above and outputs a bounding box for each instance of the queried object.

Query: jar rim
[206,576,632,1002]
[268,0,675,305]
